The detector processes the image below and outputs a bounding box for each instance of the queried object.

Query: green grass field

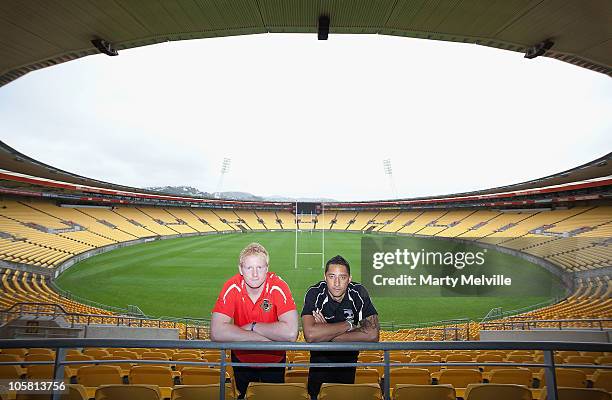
[55,231,565,325]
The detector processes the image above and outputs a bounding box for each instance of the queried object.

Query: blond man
[211,243,298,398]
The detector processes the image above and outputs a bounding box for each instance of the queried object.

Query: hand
[312,309,327,324]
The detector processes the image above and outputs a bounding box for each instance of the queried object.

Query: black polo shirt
[301,281,378,363]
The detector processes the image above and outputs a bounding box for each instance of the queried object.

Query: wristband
[251,322,257,331]
[346,320,353,332]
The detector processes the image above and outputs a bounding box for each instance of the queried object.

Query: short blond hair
[239,243,269,267]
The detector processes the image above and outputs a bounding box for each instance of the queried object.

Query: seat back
[355,368,380,384]
[476,354,504,372]
[245,382,309,400]
[1,348,27,357]
[506,355,534,363]
[130,366,174,387]
[596,356,612,365]
[438,369,482,388]
[26,364,55,379]
[95,384,161,400]
[181,367,228,385]
[592,370,612,392]
[26,348,54,356]
[62,384,89,400]
[541,387,611,400]
[285,369,309,384]
[83,349,111,359]
[99,355,132,373]
[489,368,532,387]
[392,384,455,400]
[0,364,24,379]
[464,384,532,400]
[25,354,55,362]
[319,383,382,400]
[541,369,587,388]
[389,368,431,386]
[171,384,234,400]
[174,358,208,372]
[411,357,441,373]
[77,365,123,386]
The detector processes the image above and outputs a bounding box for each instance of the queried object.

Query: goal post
[294,202,325,269]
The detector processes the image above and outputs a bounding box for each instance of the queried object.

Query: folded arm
[244,310,298,342]
[331,314,380,342]
[302,314,351,342]
[210,312,271,342]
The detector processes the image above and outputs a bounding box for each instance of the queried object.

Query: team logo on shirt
[261,299,272,312]
[343,309,354,324]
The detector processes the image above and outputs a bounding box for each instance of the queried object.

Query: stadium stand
[2,199,609,274]
[0,151,609,399]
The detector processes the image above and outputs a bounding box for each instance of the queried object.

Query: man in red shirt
[211,242,298,398]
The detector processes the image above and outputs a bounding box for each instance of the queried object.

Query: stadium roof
[1,0,611,87]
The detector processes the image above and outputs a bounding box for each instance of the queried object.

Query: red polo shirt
[212,272,296,363]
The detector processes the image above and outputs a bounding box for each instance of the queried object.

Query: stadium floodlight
[215,157,231,198]
[318,15,330,40]
[383,159,398,199]
[91,38,118,56]
[524,39,554,59]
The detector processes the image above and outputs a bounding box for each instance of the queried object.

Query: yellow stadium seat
[77,365,123,387]
[180,367,229,385]
[464,384,532,400]
[245,382,309,400]
[539,369,588,388]
[541,387,611,400]
[95,384,161,400]
[172,352,201,361]
[0,354,26,378]
[82,349,110,359]
[15,384,87,400]
[24,354,54,362]
[171,385,234,400]
[63,384,89,400]
[130,365,174,386]
[437,368,482,387]
[355,368,380,384]
[1,349,27,357]
[285,369,309,384]
[129,365,174,399]
[392,384,455,400]
[26,348,54,356]
[98,355,132,376]
[26,364,55,379]
[489,368,533,387]
[64,354,95,378]
[591,370,612,392]
[476,354,504,372]
[319,383,382,400]
[389,368,431,387]
[174,358,208,372]
[596,356,612,365]
[410,356,441,374]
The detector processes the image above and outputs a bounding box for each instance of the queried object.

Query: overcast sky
[1,34,610,201]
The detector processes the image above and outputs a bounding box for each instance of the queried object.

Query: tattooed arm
[331,314,380,342]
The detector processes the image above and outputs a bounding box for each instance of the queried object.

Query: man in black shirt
[301,255,380,398]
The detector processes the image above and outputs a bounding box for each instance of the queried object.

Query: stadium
[0,2,611,400]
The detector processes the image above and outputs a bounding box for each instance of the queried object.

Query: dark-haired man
[301,255,379,398]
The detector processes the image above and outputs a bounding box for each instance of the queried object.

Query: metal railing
[481,318,612,331]
[0,303,211,339]
[0,339,610,400]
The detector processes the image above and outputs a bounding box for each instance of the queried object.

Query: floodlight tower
[383,159,397,199]
[215,157,231,198]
